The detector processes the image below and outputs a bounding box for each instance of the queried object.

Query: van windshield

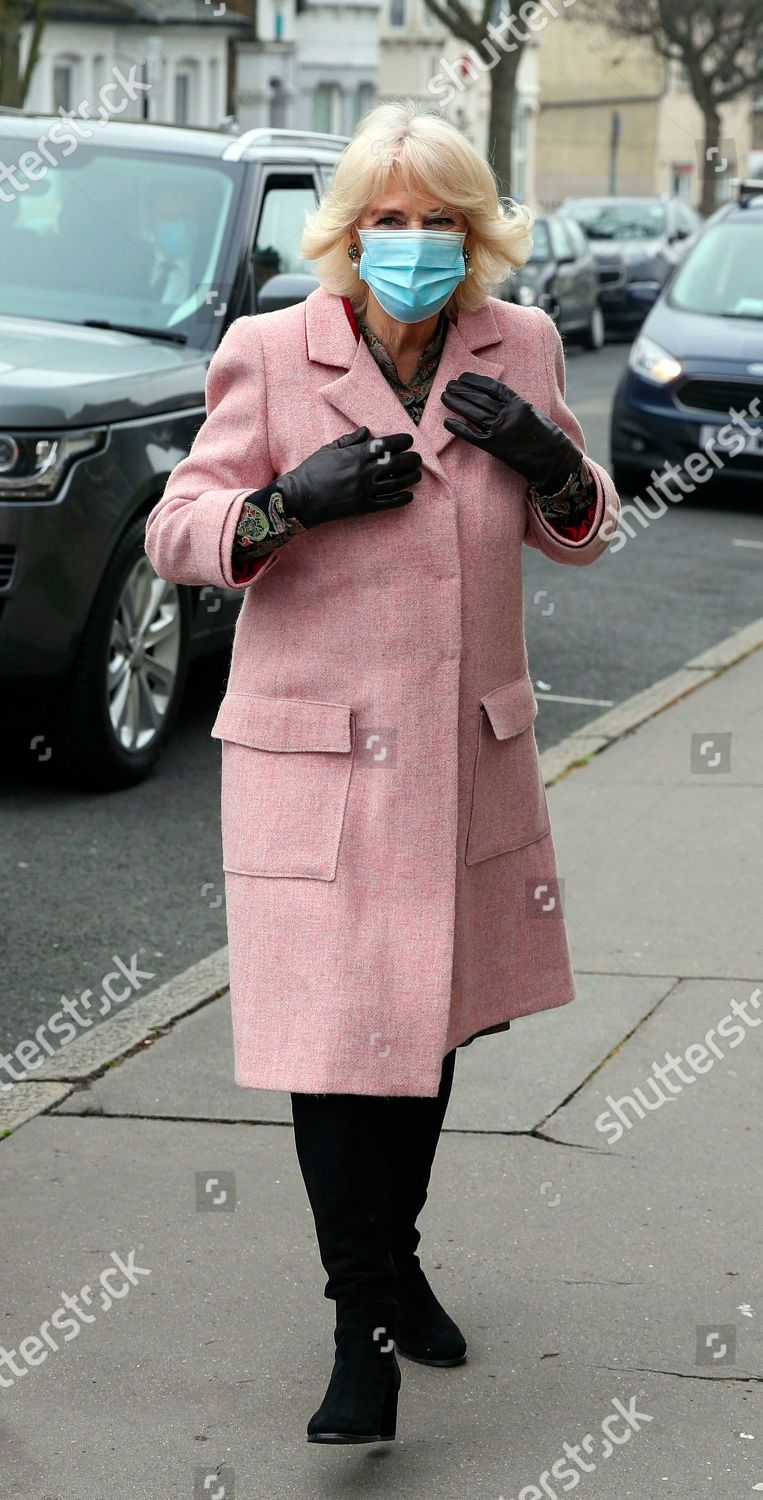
[0,136,241,343]
[668,220,763,319]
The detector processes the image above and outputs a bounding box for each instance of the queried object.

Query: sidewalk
[2,647,762,1500]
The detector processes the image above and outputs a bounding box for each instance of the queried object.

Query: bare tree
[0,0,49,107]
[577,0,763,214]
[420,0,530,195]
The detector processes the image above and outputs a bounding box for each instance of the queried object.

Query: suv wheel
[53,515,191,789]
[582,302,605,350]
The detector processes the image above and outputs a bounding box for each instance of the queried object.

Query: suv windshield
[0,137,241,344]
[569,201,666,241]
[527,220,550,261]
[668,219,763,319]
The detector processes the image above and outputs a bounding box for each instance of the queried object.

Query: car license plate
[700,423,763,456]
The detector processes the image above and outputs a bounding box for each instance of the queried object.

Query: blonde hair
[300,99,535,315]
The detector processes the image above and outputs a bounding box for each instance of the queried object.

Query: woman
[144,101,620,1447]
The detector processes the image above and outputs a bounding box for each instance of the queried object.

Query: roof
[0,115,348,163]
[45,0,251,22]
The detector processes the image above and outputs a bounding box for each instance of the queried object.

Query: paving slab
[544,975,763,1156]
[1,1113,759,1500]
[548,651,762,981]
[52,972,675,1133]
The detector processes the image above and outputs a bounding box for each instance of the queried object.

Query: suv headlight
[629,335,682,385]
[0,429,107,500]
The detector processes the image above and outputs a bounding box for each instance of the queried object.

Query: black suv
[561,194,702,332]
[501,212,604,348]
[0,117,346,787]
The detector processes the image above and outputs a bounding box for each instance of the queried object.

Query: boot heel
[379,1384,398,1441]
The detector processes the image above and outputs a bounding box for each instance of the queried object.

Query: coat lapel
[305,286,505,481]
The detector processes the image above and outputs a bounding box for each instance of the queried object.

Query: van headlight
[629,336,682,385]
[0,429,107,499]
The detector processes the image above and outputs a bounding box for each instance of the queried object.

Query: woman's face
[352,185,469,249]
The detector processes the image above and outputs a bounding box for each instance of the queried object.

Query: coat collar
[303,285,504,480]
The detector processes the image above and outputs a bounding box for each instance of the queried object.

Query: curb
[539,615,763,786]
[3,617,763,1138]
[0,947,230,1135]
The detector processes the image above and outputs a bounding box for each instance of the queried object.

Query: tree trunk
[18,0,49,105]
[0,0,48,108]
[487,55,520,196]
[700,106,722,217]
[0,8,23,107]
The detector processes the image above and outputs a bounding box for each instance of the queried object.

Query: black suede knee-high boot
[290,1088,401,1443]
[385,1048,467,1365]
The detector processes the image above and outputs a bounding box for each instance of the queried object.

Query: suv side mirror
[256,272,320,313]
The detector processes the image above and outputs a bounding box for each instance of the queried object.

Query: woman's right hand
[277,426,422,530]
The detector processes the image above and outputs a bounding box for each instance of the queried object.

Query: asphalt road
[2,335,762,1056]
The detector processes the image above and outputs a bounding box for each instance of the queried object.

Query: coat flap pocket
[480,676,538,740]
[210,692,353,753]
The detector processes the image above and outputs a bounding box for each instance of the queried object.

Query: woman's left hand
[441,371,582,496]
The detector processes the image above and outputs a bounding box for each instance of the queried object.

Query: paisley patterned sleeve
[231,482,307,583]
[533,457,599,540]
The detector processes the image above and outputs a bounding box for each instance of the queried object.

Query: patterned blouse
[230,300,597,580]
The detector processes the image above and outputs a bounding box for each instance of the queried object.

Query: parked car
[500,212,604,349]
[610,180,763,497]
[561,194,702,333]
[0,117,347,788]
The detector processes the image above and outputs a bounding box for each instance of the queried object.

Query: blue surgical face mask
[356,227,467,324]
[157,218,195,259]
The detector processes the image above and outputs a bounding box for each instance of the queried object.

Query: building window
[274,9,284,38]
[671,163,693,200]
[390,0,406,25]
[313,82,340,132]
[353,81,375,126]
[52,61,74,112]
[175,72,190,123]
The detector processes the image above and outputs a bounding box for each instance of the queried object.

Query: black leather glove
[277,425,422,530]
[441,372,582,495]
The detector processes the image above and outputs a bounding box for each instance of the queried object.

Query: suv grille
[597,267,625,287]
[0,545,16,590]
[675,379,763,414]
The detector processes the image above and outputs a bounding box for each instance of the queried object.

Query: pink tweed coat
[144,285,621,1097]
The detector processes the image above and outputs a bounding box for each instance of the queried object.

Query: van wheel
[53,515,191,790]
[582,302,605,350]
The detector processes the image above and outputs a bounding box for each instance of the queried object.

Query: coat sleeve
[523,307,621,566]
[144,316,277,591]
